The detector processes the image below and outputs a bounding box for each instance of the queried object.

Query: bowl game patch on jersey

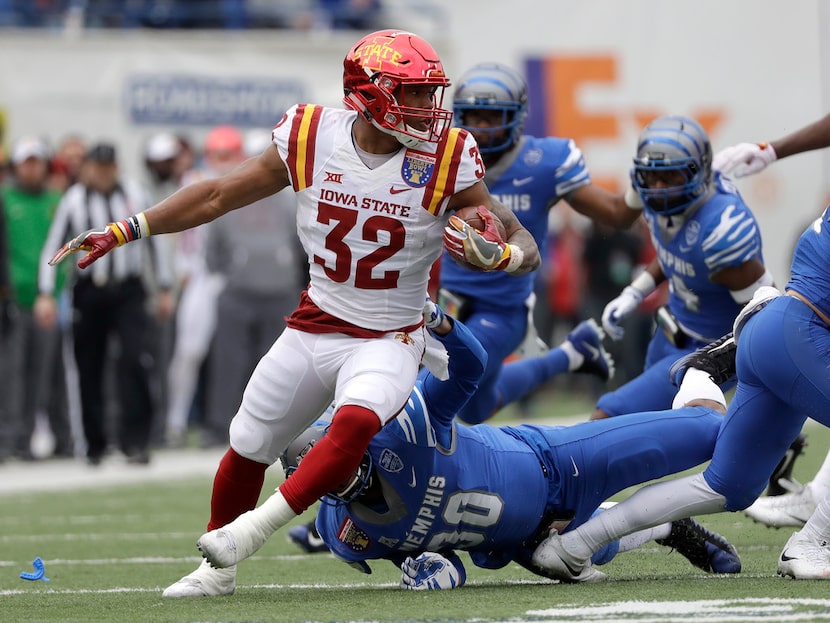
[337,517,371,552]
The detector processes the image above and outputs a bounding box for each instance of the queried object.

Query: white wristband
[759,142,778,162]
[503,244,524,273]
[136,212,150,237]
[624,186,644,210]
[630,271,657,296]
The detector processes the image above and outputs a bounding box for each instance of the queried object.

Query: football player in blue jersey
[590,115,774,421]
[283,300,740,588]
[713,112,830,535]
[531,204,830,582]
[438,63,644,425]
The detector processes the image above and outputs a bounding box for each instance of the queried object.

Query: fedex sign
[524,55,725,192]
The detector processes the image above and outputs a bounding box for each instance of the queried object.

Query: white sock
[799,496,830,542]
[617,523,671,553]
[672,368,726,410]
[560,473,726,561]
[560,340,583,371]
[809,451,830,500]
[240,488,298,536]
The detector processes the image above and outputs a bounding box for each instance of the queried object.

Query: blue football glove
[400,552,466,590]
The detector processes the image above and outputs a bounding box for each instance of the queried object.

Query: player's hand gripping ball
[443,205,509,271]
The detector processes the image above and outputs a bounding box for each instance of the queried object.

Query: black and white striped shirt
[39,179,172,293]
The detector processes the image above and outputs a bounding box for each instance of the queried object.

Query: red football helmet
[343,29,452,148]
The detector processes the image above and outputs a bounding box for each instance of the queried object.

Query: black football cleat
[656,517,741,574]
[766,433,808,497]
[669,332,737,387]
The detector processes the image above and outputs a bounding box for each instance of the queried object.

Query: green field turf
[2,399,830,623]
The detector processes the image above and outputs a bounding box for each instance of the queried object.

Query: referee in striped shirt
[36,142,174,465]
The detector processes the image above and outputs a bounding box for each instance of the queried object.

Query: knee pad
[229,414,275,464]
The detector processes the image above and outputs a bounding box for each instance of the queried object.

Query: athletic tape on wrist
[503,244,524,273]
[630,271,656,296]
[758,142,778,162]
[134,212,150,237]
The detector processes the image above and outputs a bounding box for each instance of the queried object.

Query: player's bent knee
[723,487,767,512]
[229,415,276,464]
[700,471,757,512]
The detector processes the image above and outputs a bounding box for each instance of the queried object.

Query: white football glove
[732,285,781,343]
[712,142,777,177]
[400,552,466,590]
[423,297,446,330]
[601,286,645,341]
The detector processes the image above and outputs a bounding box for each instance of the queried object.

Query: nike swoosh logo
[780,549,797,562]
[512,176,534,186]
[558,554,584,578]
[570,456,579,478]
[709,339,735,356]
[390,186,412,194]
[408,467,417,488]
[582,343,600,361]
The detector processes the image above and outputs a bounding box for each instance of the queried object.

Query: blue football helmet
[453,62,528,154]
[280,425,374,506]
[631,115,713,216]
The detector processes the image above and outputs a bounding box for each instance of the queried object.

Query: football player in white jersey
[45,29,541,598]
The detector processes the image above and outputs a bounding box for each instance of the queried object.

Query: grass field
[2,394,830,623]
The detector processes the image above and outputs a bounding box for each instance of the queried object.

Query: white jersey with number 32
[273,104,484,331]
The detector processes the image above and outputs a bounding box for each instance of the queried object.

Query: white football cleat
[778,531,830,580]
[531,532,607,583]
[198,509,272,568]
[162,559,236,598]
[744,483,816,528]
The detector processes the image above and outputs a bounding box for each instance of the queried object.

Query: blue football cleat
[567,319,615,381]
[287,521,330,554]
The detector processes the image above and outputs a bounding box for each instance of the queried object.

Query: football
[450,205,507,239]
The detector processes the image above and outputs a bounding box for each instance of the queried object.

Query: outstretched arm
[142,145,290,234]
[566,183,644,229]
[49,145,290,268]
[419,300,488,427]
[770,112,830,160]
[714,112,830,177]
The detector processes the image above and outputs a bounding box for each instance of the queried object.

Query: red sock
[207,448,269,531]
[280,405,381,514]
